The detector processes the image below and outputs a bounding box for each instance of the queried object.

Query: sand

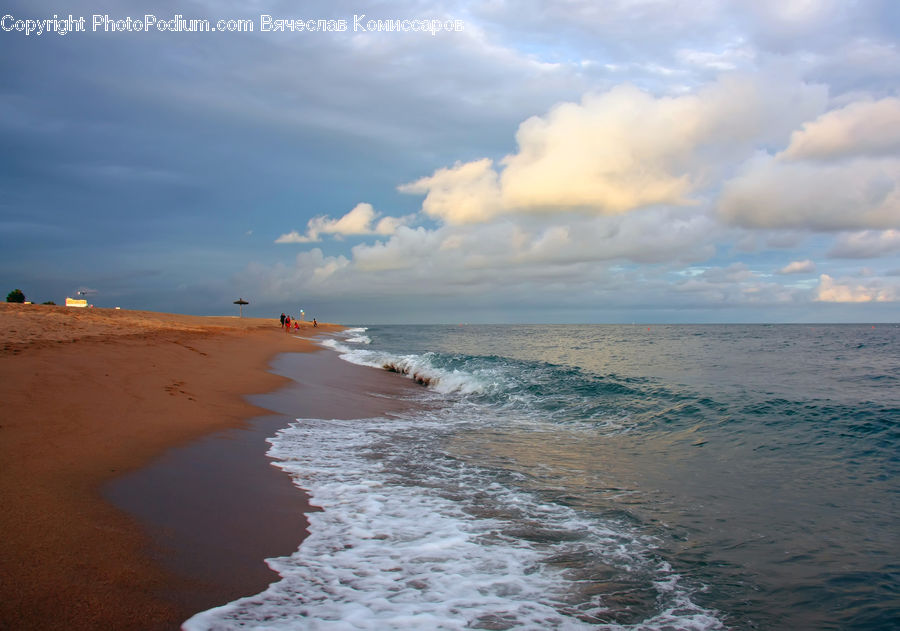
[0,303,342,630]
[107,350,425,627]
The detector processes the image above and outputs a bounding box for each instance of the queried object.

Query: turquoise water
[188,324,899,630]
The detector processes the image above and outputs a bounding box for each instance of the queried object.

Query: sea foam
[317,338,491,396]
[183,411,722,631]
[341,327,372,345]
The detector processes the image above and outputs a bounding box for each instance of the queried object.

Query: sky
[2,0,899,323]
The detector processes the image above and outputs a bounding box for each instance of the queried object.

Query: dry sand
[0,303,340,630]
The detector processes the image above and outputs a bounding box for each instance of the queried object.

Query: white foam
[316,342,491,396]
[318,337,352,354]
[183,414,723,631]
[341,327,372,345]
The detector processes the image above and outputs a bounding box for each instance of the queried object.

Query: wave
[209,324,899,630]
[320,328,889,443]
[317,336,652,435]
[184,414,723,630]
[317,339,494,395]
[339,326,371,345]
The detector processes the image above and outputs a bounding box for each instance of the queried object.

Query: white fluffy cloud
[276,203,412,243]
[497,85,696,214]
[718,96,900,232]
[779,259,816,274]
[782,97,900,161]
[257,70,900,316]
[351,226,447,273]
[348,207,717,278]
[398,159,502,225]
[816,273,899,302]
[400,73,826,225]
[718,155,900,230]
[252,206,721,303]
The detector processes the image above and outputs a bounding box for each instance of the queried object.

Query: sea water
[185,325,899,630]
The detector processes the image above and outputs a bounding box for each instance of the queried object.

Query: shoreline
[106,349,424,627]
[105,413,318,622]
[0,303,341,629]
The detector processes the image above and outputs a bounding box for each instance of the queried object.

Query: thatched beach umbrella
[233,297,248,317]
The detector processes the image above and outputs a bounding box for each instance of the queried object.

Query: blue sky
[2,0,899,323]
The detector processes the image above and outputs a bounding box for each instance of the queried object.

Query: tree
[6,289,25,303]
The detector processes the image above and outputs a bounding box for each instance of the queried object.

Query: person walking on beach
[284,315,291,331]
[280,313,286,328]
[313,318,317,328]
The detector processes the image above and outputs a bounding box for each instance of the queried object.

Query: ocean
[185,324,899,630]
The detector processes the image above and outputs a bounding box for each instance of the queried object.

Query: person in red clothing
[284,315,291,331]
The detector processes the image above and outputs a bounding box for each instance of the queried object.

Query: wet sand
[106,350,423,626]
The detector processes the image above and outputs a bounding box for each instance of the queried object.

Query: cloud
[248,67,900,320]
[828,230,900,258]
[717,154,900,231]
[496,84,699,214]
[398,159,502,225]
[400,73,826,225]
[351,226,447,273]
[240,248,351,298]
[244,203,725,313]
[735,0,887,56]
[816,273,899,302]
[698,262,758,283]
[351,207,716,275]
[675,43,757,72]
[781,97,900,161]
[671,263,804,306]
[718,93,900,233]
[257,72,873,314]
[8,0,900,323]
[779,259,816,274]
[275,203,412,243]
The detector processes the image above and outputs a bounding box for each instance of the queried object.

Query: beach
[3,308,897,630]
[0,303,361,629]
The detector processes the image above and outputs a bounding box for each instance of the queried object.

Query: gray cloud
[828,230,900,258]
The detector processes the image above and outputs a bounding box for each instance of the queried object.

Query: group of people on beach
[280,312,316,330]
